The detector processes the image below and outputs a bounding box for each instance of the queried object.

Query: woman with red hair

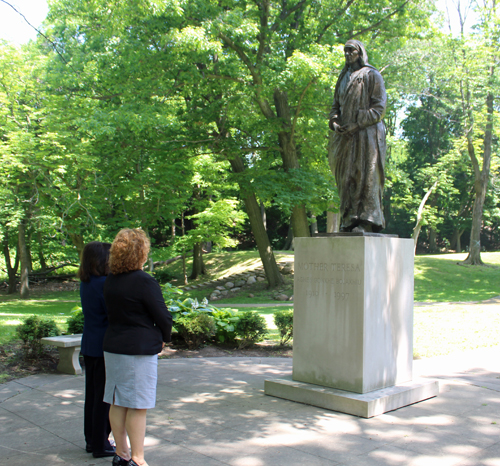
[103,229,172,466]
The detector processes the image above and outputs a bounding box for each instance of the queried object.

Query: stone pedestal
[265,235,438,417]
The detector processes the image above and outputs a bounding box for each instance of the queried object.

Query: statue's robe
[329,65,387,232]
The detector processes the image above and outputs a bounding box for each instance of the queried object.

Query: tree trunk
[190,242,206,280]
[182,253,188,285]
[326,211,339,233]
[326,130,340,234]
[451,229,464,253]
[413,181,438,254]
[463,188,486,264]
[181,213,188,285]
[429,228,438,253]
[37,231,48,272]
[309,212,318,235]
[462,89,493,266]
[18,220,30,299]
[2,229,19,294]
[283,224,294,251]
[69,233,85,260]
[273,89,310,238]
[230,156,284,287]
[260,201,267,230]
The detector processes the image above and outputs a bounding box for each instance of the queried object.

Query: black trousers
[83,355,112,452]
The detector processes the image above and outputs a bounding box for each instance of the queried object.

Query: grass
[176,251,500,305]
[414,302,500,358]
[414,252,500,302]
[0,250,499,359]
[156,249,293,282]
[0,290,79,343]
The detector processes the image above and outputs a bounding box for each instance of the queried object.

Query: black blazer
[80,275,108,358]
[103,270,172,355]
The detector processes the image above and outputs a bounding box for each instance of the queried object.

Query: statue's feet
[352,222,374,233]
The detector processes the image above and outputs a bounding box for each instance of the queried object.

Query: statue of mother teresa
[329,40,387,233]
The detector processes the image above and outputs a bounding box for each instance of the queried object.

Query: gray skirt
[103,352,158,409]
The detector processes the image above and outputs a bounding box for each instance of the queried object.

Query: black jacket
[103,270,172,355]
[80,275,108,357]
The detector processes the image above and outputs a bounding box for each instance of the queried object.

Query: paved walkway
[1,347,500,466]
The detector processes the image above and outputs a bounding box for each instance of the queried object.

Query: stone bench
[41,334,83,375]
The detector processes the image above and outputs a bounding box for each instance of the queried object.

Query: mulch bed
[0,280,292,384]
[0,340,292,384]
[0,341,60,384]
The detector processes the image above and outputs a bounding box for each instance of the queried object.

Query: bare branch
[291,78,316,139]
[316,0,357,42]
[345,0,411,40]
[206,74,248,84]
[271,0,308,31]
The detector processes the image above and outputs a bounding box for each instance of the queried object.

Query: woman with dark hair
[329,39,387,233]
[78,241,115,458]
[103,229,172,466]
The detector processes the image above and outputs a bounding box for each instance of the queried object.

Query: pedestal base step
[265,376,439,418]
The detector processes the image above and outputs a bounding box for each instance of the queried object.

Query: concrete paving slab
[2,444,110,466]
[0,380,32,402]
[144,442,228,466]
[0,406,36,433]
[43,416,86,445]
[0,425,69,458]
[1,347,500,466]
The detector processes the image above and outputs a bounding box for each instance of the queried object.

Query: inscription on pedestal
[297,261,362,301]
[293,237,414,394]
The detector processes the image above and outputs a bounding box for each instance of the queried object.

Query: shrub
[274,309,293,345]
[175,313,216,349]
[152,266,176,284]
[17,316,61,357]
[235,311,268,349]
[211,308,240,345]
[67,306,84,334]
[164,284,218,349]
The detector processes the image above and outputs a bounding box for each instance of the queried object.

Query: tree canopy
[0,0,499,295]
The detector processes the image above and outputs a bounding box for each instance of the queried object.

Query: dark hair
[77,242,111,282]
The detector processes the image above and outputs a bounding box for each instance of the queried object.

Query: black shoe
[113,455,130,466]
[93,447,116,458]
[86,444,92,453]
[128,460,140,466]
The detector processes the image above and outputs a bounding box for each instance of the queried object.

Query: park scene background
[1,0,500,379]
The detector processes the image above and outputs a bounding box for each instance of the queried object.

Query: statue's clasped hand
[334,122,359,138]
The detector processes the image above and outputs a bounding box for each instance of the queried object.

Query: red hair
[109,229,150,274]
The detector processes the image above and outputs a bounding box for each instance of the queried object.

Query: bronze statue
[329,40,387,233]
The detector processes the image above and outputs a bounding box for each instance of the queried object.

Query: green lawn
[414,252,500,302]
[1,251,499,359]
[179,251,500,305]
[0,290,79,343]
[414,302,500,358]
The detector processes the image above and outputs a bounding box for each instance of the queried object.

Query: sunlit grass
[414,302,500,358]
[414,252,500,302]
[157,250,293,284]
[0,291,78,344]
[1,251,500,357]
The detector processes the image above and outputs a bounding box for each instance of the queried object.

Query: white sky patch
[0,0,48,45]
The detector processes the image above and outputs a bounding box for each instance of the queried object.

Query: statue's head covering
[344,40,369,67]
[333,40,377,97]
